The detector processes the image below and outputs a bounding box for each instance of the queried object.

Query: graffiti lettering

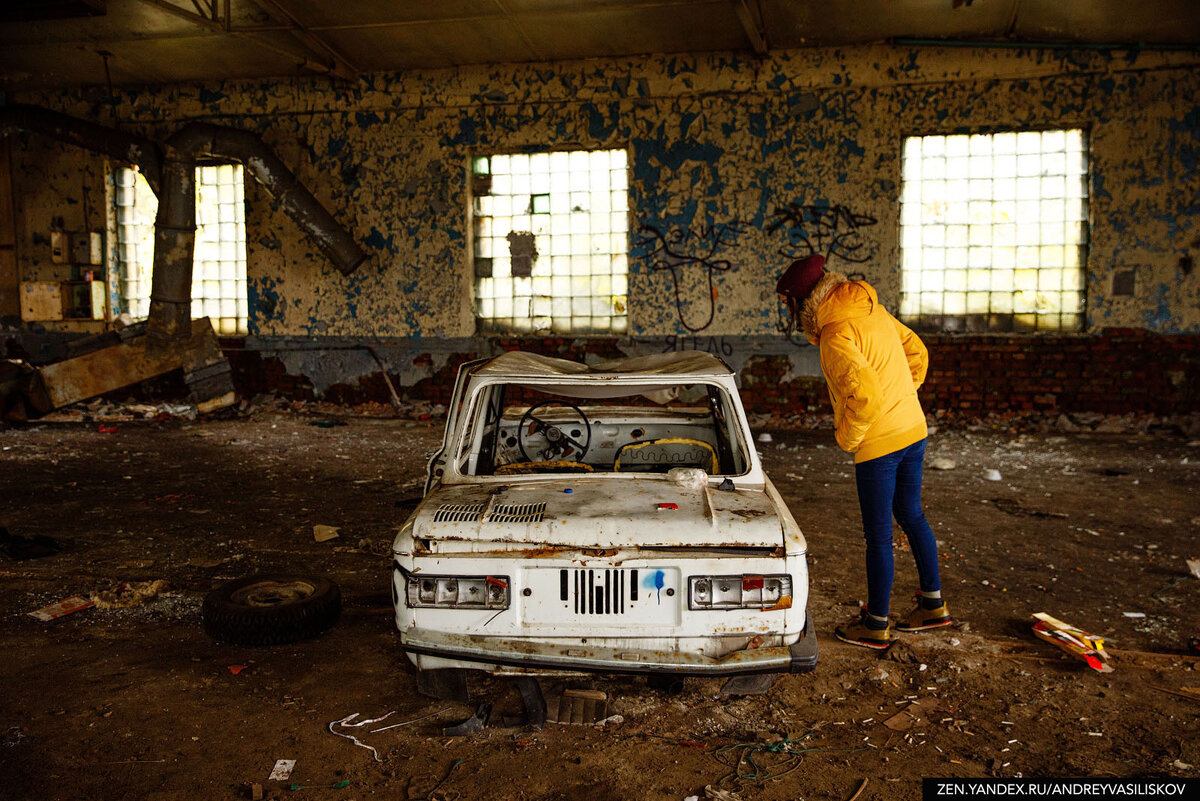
[661,334,735,358]
[639,223,743,332]
[766,202,878,264]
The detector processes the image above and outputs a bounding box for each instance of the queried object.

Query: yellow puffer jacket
[801,272,929,463]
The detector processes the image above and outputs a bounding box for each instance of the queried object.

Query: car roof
[468,350,734,381]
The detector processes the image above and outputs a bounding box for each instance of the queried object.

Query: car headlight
[688,574,792,610]
[406,575,510,609]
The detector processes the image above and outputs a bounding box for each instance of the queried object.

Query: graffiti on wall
[638,222,744,332]
[766,201,879,264]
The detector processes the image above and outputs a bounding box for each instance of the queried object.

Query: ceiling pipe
[148,122,368,339]
[0,103,164,195]
[891,37,1200,52]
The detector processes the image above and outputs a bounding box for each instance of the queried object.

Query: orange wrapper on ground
[1032,612,1113,673]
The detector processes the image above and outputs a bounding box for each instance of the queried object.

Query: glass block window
[472,149,629,334]
[114,164,248,335]
[899,130,1088,333]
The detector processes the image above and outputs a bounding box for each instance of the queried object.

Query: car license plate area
[520,567,681,627]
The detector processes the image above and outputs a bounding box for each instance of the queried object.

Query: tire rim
[231,579,317,608]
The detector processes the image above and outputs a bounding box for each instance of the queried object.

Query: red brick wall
[223,329,1200,417]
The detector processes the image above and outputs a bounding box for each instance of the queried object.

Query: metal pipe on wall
[0,103,164,195]
[0,104,367,341]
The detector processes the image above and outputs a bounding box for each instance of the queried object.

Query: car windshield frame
[441,373,764,486]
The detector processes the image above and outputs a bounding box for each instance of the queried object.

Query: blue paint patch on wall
[1141,284,1173,330]
[247,276,282,335]
[199,88,228,104]
[364,227,399,254]
[582,102,618,141]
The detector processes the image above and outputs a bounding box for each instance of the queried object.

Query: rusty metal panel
[20,281,63,321]
[37,317,227,409]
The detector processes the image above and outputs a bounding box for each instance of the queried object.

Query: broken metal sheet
[33,318,234,414]
[442,703,492,736]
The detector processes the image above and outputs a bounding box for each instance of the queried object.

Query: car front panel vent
[432,503,486,523]
[489,502,547,523]
[563,568,631,615]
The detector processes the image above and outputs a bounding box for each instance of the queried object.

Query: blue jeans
[854,438,942,618]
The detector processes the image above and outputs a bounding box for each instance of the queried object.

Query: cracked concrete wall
[7,45,1200,347]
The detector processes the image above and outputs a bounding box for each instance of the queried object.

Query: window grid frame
[114,164,249,336]
[899,128,1090,334]
[471,148,630,336]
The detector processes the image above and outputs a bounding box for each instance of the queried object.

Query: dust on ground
[1,410,1197,800]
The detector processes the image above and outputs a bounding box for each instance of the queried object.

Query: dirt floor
[1,408,1198,801]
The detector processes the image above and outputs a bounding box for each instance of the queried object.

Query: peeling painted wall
[6,45,1200,352]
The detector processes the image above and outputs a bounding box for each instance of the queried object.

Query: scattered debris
[929,457,957,470]
[982,468,1002,481]
[368,707,452,733]
[1173,759,1194,771]
[1187,558,1200,580]
[3,319,235,422]
[720,673,778,696]
[848,778,870,801]
[882,699,932,732]
[268,759,295,781]
[289,780,350,790]
[0,527,61,560]
[91,579,169,609]
[550,689,607,724]
[412,758,463,800]
[989,498,1068,519]
[187,556,227,568]
[1032,612,1112,673]
[313,525,340,543]
[328,711,396,762]
[227,665,247,675]
[703,786,744,801]
[668,466,708,489]
[353,538,391,557]
[757,432,773,443]
[1122,612,1147,619]
[28,595,94,621]
[443,703,492,736]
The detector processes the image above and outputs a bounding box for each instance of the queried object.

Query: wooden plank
[39,318,227,408]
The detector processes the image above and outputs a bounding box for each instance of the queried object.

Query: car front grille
[562,568,638,615]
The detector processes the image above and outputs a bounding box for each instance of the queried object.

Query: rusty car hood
[412,479,784,549]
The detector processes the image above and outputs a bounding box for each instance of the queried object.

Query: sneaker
[834,611,895,650]
[894,594,954,632]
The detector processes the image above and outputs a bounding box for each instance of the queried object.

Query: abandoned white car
[391,351,817,681]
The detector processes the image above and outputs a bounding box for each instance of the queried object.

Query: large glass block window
[900,130,1088,333]
[473,149,629,334]
[114,164,248,335]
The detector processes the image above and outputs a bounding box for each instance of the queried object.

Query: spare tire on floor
[202,574,341,645]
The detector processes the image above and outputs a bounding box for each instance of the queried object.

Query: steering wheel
[518,400,592,462]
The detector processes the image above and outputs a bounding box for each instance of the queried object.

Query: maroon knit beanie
[776,254,827,301]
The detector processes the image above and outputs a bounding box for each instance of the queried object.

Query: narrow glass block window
[114,164,249,335]
[472,149,629,334]
[899,130,1088,333]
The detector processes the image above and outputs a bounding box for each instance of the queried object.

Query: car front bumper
[400,611,818,676]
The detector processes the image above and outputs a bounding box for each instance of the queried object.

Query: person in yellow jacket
[778,254,953,649]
